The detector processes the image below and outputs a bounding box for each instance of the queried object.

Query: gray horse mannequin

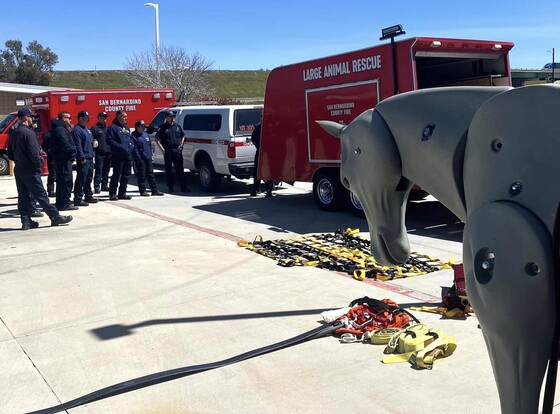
[318,84,560,414]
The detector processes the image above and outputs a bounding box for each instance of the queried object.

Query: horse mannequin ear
[316,120,345,138]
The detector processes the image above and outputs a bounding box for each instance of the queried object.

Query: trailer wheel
[198,158,221,192]
[346,190,365,217]
[0,154,9,176]
[312,172,345,211]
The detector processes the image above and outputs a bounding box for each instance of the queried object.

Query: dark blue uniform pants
[134,158,158,193]
[74,159,94,201]
[46,154,56,194]
[110,158,131,196]
[14,166,59,223]
[164,148,187,190]
[94,152,111,190]
[54,159,74,209]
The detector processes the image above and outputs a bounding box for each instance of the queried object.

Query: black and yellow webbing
[238,228,453,280]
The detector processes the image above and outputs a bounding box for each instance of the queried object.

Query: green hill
[49,70,270,99]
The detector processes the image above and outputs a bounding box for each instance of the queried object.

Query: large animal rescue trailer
[258,36,514,213]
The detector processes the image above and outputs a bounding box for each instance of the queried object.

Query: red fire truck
[0,88,175,175]
[258,35,514,214]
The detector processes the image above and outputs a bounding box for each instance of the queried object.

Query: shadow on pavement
[192,185,464,242]
[90,308,333,340]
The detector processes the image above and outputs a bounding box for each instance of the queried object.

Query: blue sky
[0,0,558,71]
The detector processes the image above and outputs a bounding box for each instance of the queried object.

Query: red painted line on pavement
[110,202,241,242]
[112,201,443,303]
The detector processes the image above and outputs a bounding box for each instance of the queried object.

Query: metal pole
[144,3,160,83]
[552,48,555,83]
[391,37,398,95]
[154,3,160,82]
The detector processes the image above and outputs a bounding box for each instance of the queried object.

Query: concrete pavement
[0,172,556,413]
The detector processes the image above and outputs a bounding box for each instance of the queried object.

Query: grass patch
[50,70,270,99]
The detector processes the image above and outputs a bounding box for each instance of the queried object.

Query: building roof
[0,82,79,94]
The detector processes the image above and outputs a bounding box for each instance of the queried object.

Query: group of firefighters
[8,108,190,230]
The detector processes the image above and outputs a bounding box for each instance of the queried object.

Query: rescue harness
[238,228,454,280]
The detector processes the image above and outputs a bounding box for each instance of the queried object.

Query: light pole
[380,24,406,95]
[144,2,160,82]
[551,48,555,83]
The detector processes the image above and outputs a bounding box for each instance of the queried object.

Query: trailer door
[305,80,379,163]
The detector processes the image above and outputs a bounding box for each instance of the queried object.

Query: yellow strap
[409,335,457,369]
[371,328,404,345]
[382,352,415,364]
[385,324,430,354]
[410,306,469,318]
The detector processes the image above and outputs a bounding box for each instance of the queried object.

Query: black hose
[26,321,341,414]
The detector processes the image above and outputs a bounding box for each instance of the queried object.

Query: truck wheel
[313,172,345,211]
[0,154,9,175]
[198,158,221,192]
[346,190,365,217]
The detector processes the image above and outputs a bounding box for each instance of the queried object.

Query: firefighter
[7,108,73,230]
[72,111,98,206]
[155,110,190,193]
[51,111,78,211]
[91,111,111,193]
[106,110,134,200]
[41,123,57,197]
[250,119,273,197]
[131,120,164,196]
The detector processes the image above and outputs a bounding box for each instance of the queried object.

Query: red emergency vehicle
[0,88,175,175]
[259,36,514,214]
[30,88,175,140]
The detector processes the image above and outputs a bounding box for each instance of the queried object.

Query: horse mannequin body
[318,85,560,413]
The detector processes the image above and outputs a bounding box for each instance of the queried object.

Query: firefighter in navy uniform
[91,111,111,193]
[72,111,98,206]
[41,123,56,197]
[106,110,134,200]
[50,111,78,211]
[7,108,73,230]
[250,120,273,197]
[131,119,164,196]
[155,110,189,193]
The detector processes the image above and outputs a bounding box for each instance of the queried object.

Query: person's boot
[85,196,99,203]
[74,200,89,207]
[51,215,73,226]
[118,193,132,200]
[140,191,150,197]
[22,220,39,230]
[109,194,118,201]
[30,210,44,218]
[152,190,164,196]
[94,187,101,194]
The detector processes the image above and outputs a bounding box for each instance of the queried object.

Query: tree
[124,45,214,102]
[0,40,58,85]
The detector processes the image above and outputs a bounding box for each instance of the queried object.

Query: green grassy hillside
[50,70,270,99]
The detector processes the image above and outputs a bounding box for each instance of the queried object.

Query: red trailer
[259,36,514,214]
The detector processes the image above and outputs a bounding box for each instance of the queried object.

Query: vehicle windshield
[0,113,17,134]
[234,109,263,136]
